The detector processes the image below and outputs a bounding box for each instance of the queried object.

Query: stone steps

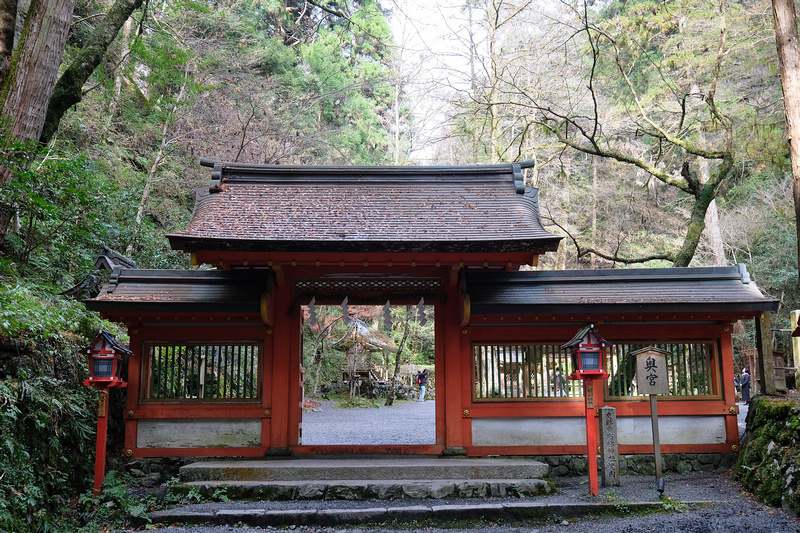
[174,456,552,501]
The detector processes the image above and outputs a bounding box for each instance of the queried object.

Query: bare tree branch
[544,211,676,266]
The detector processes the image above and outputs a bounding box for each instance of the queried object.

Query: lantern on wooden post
[564,324,610,379]
[82,331,131,493]
[563,324,610,496]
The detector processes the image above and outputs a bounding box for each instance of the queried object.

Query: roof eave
[167,236,563,254]
[471,301,779,315]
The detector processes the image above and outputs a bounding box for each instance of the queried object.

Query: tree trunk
[312,349,325,396]
[126,77,187,254]
[0,0,73,242]
[105,16,134,133]
[699,158,726,265]
[772,0,800,287]
[0,0,16,87]
[393,78,400,164]
[591,157,598,268]
[705,200,725,265]
[1,0,74,149]
[39,0,145,145]
[672,185,717,267]
[384,306,412,407]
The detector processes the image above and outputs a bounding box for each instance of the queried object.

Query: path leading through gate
[301,399,436,445]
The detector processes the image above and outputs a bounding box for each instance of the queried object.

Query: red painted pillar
[124,328,142,457]
[93,389,110,493]
[270,271,292,451]
[584,377,599,496]
[442,281,465,451]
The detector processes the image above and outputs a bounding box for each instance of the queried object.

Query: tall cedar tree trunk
[772,0,800,287]
[0,0,73,156]
[0,0,15,86]
[0,0,73,238]
[384,307,412,407]
[0,0,143,241]
[40,0,145,145]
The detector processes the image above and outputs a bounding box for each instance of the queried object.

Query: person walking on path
[416,368,429,402]
[740,368,751,403]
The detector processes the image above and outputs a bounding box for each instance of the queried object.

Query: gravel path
[737,401,748,439]
[301,399,435,445]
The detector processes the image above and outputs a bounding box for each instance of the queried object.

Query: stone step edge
[144,500,718,528]
[170,478,555,501]
[179,465,550,482]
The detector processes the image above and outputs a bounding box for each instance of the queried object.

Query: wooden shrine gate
[87,160,778,459]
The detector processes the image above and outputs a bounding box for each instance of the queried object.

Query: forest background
[0,0,797,530]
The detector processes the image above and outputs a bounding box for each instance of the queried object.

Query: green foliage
[0,276,129,530]
[0,119,130,283]
[0,280,122,341]
[250,36,298,75]
[129,26,195,103]
[280,0,393,164]
[388,305,434,365]
[77,471,153,529]
[2,155,109,271]
[301,304,434,397]
[0,375,96,531]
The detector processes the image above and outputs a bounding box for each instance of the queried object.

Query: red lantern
[82,331,131,493]
[83,331,130,388]
[563,324,610,380]
[563,324,611,497]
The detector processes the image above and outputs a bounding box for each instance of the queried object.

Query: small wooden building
[86,159,778,459]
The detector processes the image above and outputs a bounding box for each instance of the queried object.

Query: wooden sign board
[633,347,670,395]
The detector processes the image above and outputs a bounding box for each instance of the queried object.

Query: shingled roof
[86,269,268,314]
[85,264,778,317]
[166,159,561,254]
[466,264,779,315]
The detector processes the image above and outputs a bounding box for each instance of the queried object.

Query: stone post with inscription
[599,405,620,487]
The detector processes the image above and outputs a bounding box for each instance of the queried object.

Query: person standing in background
[416,368,429,402]
[740,368,751,404]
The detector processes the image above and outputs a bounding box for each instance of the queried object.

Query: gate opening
[299,303,435,446]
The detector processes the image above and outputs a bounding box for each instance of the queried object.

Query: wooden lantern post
[564,324,610,496]
[82,331,130,493]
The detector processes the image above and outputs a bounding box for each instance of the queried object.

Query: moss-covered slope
[735,395,800,516]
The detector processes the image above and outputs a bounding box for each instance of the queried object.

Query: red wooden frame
[109,252,752,459]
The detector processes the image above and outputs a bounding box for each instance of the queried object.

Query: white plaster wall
[137,418,262,448]
[617,416,726,445]
[472,415,726,447]
[472,417,587,447]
